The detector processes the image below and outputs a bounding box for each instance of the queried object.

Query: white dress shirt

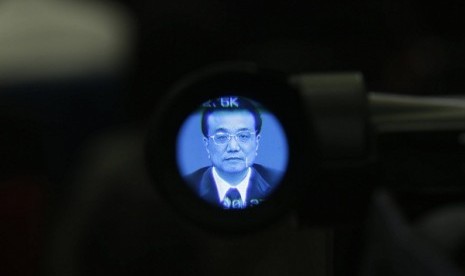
[212,167,251,204]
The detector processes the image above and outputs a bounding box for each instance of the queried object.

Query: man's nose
[227,136,240,151]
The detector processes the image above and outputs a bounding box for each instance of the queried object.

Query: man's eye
[238,133,251,140]
[215,134,229,142]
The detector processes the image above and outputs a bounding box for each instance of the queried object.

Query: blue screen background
[176,111,289,175]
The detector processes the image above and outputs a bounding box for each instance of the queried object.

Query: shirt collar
[212,167,251,203]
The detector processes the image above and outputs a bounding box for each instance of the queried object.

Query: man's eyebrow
[213,128,228,133]
[213,127,252,133]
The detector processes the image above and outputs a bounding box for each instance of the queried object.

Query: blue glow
[176,97,289,208]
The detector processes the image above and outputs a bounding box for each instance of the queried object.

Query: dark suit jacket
[185,164,281,207]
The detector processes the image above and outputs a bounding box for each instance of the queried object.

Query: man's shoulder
[185,166,210,183]
[247,164,283,201]
[252,164,283,185]
[185,167,217,202]
[186,166,209,177]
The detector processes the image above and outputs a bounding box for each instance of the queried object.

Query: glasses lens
[214,133,230,144]
[236,131,252,143]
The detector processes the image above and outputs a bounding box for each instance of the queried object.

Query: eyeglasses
[209,131,256,145]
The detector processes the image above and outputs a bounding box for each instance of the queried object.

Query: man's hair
[201,96,262,137]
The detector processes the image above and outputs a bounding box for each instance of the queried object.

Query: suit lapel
[246,168,272,205]
[198,167,220,205]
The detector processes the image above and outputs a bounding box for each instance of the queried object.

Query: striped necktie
[223,188,243,209]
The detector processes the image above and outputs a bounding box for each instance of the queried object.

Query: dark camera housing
[145,63,315,233]
[146,61,465,234]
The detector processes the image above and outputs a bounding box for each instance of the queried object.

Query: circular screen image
[176,96,289,210]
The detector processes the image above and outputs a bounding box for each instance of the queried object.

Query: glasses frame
[209,131,257,145]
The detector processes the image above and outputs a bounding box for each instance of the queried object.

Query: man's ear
[255,134,261,150]
[203,137,211,159]
[203,137,210,153]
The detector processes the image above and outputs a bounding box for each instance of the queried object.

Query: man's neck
[215,168,249,186]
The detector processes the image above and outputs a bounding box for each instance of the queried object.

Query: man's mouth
[224,157,243,161]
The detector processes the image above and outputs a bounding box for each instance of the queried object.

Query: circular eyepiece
[146,63,310,233]
[176,96,289,210]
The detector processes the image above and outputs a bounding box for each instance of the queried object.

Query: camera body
[145,63,465,233]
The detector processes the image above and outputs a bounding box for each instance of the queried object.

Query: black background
[1,1,465,275]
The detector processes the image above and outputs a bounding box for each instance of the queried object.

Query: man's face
[204,110,260,175]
